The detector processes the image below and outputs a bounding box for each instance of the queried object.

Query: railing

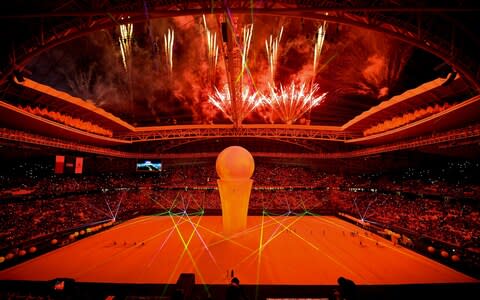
[2,123,480,159]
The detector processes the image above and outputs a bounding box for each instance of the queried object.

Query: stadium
[0,1,479,299]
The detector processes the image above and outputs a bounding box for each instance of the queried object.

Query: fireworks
[118,19,133,72]
[209,85,263,123]
[265,26,283,84]
[263,82,327,124]
[203,15,219,83]
[164,28,175,75]
[313,22,326,77]
[208,32,219,73]
[209,82,327,125]
[241,24,254,75]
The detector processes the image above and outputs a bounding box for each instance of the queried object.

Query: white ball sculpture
[216,146,255,235]
[216,146,255,180]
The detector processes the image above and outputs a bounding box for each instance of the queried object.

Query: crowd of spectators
[19,105,113,137]
[363,102,453,136]
[0,187,330,251]
[0,161,479,263]
[330,190,480,247]
[2,160,479,199]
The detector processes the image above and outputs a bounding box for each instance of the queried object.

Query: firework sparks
[207,30,219,76]
[209,85,263,123]
[202,14,208,32]
[118,19,133,72]
[265,26,283,85]
[241,24,254,75]
[264,82,327,124]
[203,15,219,83]
[313,22,326,77]
[164,28,175,75]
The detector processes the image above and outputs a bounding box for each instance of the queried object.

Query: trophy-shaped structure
[216,146,255,236]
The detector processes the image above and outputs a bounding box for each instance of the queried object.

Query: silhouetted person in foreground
[226,277,248,300]
[336,276,357,300]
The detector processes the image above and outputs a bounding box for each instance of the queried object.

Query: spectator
[337,276,357,300]
[226,277,247,300]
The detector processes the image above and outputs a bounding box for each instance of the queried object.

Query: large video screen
[136,160,162,172]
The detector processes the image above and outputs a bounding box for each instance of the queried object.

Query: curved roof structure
[0,0,479,165]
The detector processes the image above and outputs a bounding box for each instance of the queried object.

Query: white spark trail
[209,85,263,123]
[118,20,133,72]
[164,28,175,75]
[263,82,327,124]
[241,24,254,75]
[265,26,283,84]
[203,15,219,83]
[313,22,327,77]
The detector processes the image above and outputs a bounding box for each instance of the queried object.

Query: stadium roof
[0,0,479,166]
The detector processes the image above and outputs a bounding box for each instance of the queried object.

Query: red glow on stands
[364,102,453,136]
[20,105,113,137]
